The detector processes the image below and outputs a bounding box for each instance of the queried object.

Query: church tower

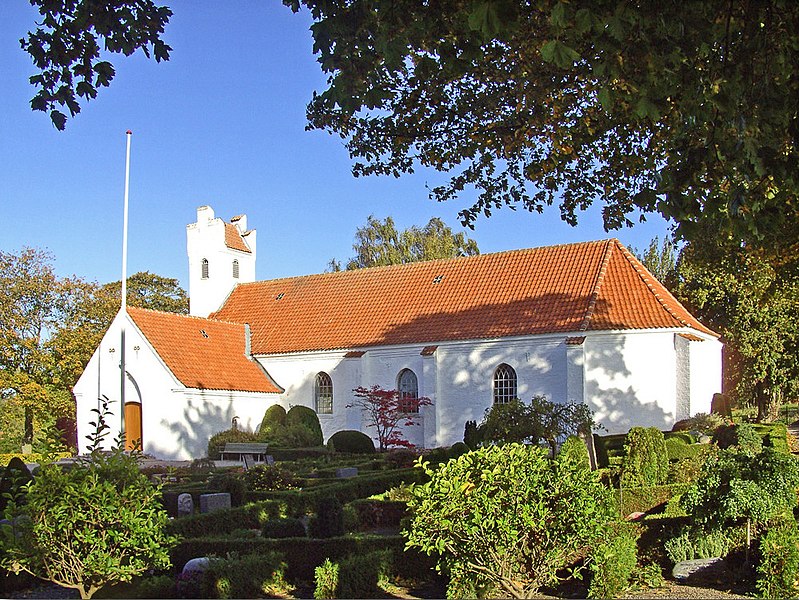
[186,205,256,317]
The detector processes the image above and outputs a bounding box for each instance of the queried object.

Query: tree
[331,215,479,271]
[405,443,615,598]
[480,396,597,456]
[21,0,172,130]
[674,237,799,420]
[633,236,677,287]
[349,386,432,450]
[0,401,177,599]
[284,0,799,258]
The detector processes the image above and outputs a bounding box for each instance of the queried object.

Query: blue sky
[1,1,671,290]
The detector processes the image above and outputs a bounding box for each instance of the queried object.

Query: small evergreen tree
[622,427,669,487]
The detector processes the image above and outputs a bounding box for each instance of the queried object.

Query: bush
[243,464,300,491]
[617,483,691,516]
[311,496,344,538]
[713,422,763,456]
[463,420,482,450]
[0,457,32,513]
[558,435,590,470]
[207,428,259,460]
[672,412,726,434]
[327,430,375,454]
[285,406,324,447]
[622,427,668,487]
[131,574,177,598]
[349,499,407,530]
[448,441,470,459]
[208,472,247,507]
[756,517,799,599]
[259,404,287,441]
[664,527,731,563]
[383,448,418,469]
[588,525,638,599]
[199,552,287,599]
[166,499,284,538]
[314,558,339,599]
[337,550,391,599]
[262,517,307,539]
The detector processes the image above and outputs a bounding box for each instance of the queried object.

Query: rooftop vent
[200,329,209,338]
[275,292,285,300]
[432,275,444,284]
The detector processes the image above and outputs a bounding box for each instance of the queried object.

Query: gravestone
[266,455,275,465]
[177,493,194,517]
[200,492,231,513]
[672,557,730,585]
[336,467,358,478]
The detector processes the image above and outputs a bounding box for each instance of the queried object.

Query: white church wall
[689,337,723,416]
[583,331,678,434]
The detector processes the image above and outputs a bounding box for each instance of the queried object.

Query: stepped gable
[127,306,281,393]
[212,239,717,355]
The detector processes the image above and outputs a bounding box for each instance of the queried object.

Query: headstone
[177,493,194,517]
[243,454,255,471]
[200,492,231,513]
[336,467,358,478]
[672,557,730,585]
[179,557,212,598]
[265,455,275,465]
[182,557,212,575]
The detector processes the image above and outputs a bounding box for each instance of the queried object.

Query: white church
[73,206,722,460]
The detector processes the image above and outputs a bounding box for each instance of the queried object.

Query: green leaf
[540,40,580,69]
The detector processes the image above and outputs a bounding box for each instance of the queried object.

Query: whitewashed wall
[689,337,723,416]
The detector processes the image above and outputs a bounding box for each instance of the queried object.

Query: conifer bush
[285,406,324,447]
[622,427,669,487]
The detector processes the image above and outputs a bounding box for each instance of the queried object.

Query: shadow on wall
[153,396,237,460]
[585,379,670,434]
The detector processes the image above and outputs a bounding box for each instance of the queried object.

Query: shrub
[349,499,407,530]
[244,464,299,491]
[448,441,470,459]
[558,435,590,470]
[622,427,668,487]
[207,428,259,460]
[383,448,418,469]
[588,524,638,599]
[405,443,615,598]
[616,483,690,516]
[166,499,284,538]
[199,552,287,599]
[337,550,391,599]
[463,420,482,450]
[285,406,324,447]
[713,422,763,456]
[131,574,177,598]
[756,517,799,599]
[208,472,247,506]
[327,430,375,454]
[0,457,33,513]
[311,496,344,538]
[672,412,726,434]
[259,404,287,441]
[262,517,307,539]
[664,527,731,563]
[314,558,339,599]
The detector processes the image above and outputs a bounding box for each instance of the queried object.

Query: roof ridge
[127,306,245,328]
[234,239,613,288]
[578,239,615,331]
[612,240,718,337]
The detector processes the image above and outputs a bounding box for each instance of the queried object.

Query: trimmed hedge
[286,405,324,447]
[327,430,376,454]
[349,499,407,530]
[197,552,287,599]
[262,517,307,539]
[166,499,286,538]
[616,483,691,516]
[172,534,437,582]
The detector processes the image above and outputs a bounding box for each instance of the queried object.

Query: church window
[493,364,517,404]
[233,259,240,279]
[398,369,419,413]
[315,372,333,414]
[201,258,209,279]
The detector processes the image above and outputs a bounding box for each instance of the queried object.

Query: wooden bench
[220,442,269,463]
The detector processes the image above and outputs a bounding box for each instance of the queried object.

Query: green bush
[285,406,324,447]
[314,558,339,599]
[349,499,407,530]
[448,441,470,459]
[311,496,344,538]
[588,524,638,599]
[166,499,284,538]
[754,422,790,454]
[337,550,391,599]
[463,420,482,450]
[617,483,691,516]
[594,433,626,468]
[664,527,732,563]
[327,430,375,454]
[0,457,32,513]
[664,437,701,461]
[756,517,799,599]
[672,413,726,434]
[130,574,177,598]
[207,428,259,460]
[262,517,307,539]
[199,552,287,599]
[713,422,763,456]
[259,404,287,441]
[558,435,590,470]
[243,464,300,491]
[622,427,669,487]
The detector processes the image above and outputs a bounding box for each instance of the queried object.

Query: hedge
[0,452,72,466]
[172,534,437,582]
[166,499,286,538]
[349,499,408,530]
[615,483,691,517]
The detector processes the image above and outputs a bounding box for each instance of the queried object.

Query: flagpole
[120,130,132,446]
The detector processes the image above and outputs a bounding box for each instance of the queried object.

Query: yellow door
[124,402,142,451]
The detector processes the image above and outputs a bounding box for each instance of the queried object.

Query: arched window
[398,368,419,413]
[315,372,333,414]
[201,258,209,279]
[232,259,240,279]
[493,363,517,404]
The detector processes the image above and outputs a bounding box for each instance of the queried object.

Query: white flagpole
[120,130,132,447]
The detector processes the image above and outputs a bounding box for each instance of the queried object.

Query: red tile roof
[127,306,281,393]
[224,223,251,253]
[212,239,716,355]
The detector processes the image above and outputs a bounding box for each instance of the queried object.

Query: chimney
[244,323,251,357]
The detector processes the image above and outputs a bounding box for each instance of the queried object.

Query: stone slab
[672,557,730,585]
[199,492,231,514]
[336,467,358,478]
